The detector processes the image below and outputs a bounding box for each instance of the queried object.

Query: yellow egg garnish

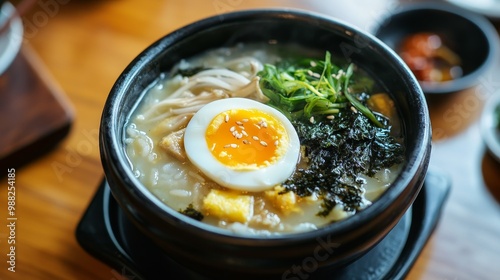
[184,98,300,192]
[206,108,288,170]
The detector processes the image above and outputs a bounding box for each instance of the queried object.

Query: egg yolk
[205,108,289,170]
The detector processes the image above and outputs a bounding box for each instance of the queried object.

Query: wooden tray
[0,46,73,170]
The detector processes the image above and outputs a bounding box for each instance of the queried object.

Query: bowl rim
[446,0,500,20]
[101,8,431,241]
[372,2,500,94]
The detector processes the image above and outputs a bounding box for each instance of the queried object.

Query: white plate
[0,2,23,75]
[447,0,500,19]
[481,94,500,162]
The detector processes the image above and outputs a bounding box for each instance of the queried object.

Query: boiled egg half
[184,98,300,192]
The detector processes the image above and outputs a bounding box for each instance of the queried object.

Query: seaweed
[282,111,404,216]
[179,204,204,221]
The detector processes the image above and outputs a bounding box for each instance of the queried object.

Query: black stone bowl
[373,2,499,94]
[100,9,431,279]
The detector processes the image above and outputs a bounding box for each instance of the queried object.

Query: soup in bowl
[100,9,430,278]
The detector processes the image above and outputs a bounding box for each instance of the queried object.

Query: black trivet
[76,171,450,279]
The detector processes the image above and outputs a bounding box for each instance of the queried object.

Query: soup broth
[125,43,404,235]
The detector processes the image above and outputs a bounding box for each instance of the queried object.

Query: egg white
[184,98,300,192]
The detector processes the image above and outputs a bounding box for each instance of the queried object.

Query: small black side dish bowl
[100,9,431,278]
[373,3,499,94]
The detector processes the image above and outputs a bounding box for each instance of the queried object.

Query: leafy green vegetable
[258,51,383,127]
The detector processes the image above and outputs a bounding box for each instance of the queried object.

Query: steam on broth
[125,43,405,235]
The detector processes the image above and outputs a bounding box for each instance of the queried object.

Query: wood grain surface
[1,0,500,279]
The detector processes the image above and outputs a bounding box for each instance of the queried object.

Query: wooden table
[1,0,500,279]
